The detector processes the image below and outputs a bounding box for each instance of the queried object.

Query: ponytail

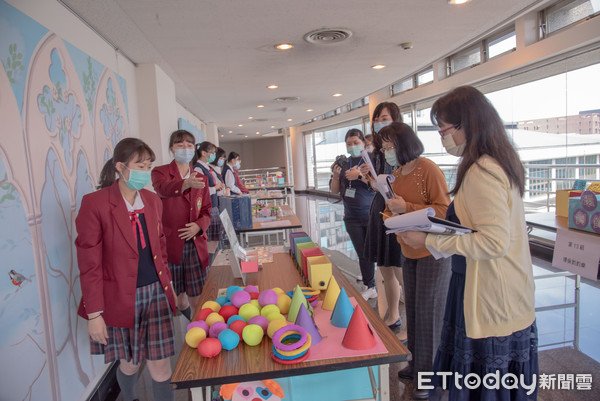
[98,158,118,189]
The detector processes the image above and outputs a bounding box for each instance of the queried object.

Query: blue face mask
[347,145,364,157]
[173,148,195,164]
[373,121,392,133]
[234,161,241,170]
[124,166,151,190]
[207,153,216,163]
[217,159,225,167]
[384,149,398,167]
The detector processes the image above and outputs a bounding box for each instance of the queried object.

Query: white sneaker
[361,287,378,301]
[356,274,363,281]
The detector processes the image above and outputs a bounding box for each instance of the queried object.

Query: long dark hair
[98,138,156,189]
[228,151,240,162]
[378,122,424,166]
[193,141,216,165]
[371,102,401,152]
[431,86,524,196]
[211,147,226,167]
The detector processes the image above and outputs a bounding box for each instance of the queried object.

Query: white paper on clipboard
[360,150,395,201]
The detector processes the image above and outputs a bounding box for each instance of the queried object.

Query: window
[555,157,577,190]
[527,160,552,198]
[450,44,482,74]
[487,29,516,59]
[541,0,600,37]
[304,133,315,188]
[579,154,598,179]
[392,76,414,95]
[417,68,434,86]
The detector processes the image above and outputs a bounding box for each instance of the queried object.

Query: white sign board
[219,209,246,284]
[552,227,600,281]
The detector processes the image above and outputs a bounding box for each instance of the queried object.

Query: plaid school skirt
[90,280,175,364]
[207,206,223,242]
[169,240,209,297]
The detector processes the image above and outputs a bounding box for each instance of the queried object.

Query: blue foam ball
[226,286,244,300]
[215,296,228,306]
[227,314,245,326]
[218,329,240,350]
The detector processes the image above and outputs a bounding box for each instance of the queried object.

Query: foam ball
[250,292,260,300]
[260,304,280,318]
[185,327,206,348]
[218,329,240,351]
[250,299,261,310]
[227,315,245,326]
[248,315,269,332]
[202,300,221,312]
[215,296,229,306]
[258,289,278,307]
[197,338,221,358]
[272,287,285,295]
[242,324,264,346]
[226,286,244,300]
[218,305,239,322]
[244,285,259,293]
[229,319,247,338]
[267,318,288,338]
[276,293,292,314]
[187,320,209,333]
[209,321,228,338]
[231,290,251,308]
[238,303,260,322]
[196,308,213,321]
[206,312,225,326]
[224,301,233,306]
[266,312,286,322]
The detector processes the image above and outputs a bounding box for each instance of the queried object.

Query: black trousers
[345,218,375,288]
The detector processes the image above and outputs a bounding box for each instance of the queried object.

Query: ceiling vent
[304,28,352,45]
[274,96,300,102]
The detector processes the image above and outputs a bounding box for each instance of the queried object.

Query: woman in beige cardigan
[400,86,538,401]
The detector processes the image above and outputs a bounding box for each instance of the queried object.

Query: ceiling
[60,0,544,142]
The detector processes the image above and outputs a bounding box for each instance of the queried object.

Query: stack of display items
[288,232,333,290]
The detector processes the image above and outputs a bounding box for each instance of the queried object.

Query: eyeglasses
[380,146,395,154]
[438,125,460,137]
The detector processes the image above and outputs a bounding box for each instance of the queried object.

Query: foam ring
[271,349,311,364]
[275,334,312,356]
[300,287,320,296]
[272,346,308,360]
[272,325,307,351]
[280,333,302,344]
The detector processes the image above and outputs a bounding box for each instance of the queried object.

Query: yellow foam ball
[260,304,280,318]
[276,293,292,314]
[267,318,288,338]
[272,287,285,295]
[206,312,225,326]
[202,300,221,313]
[250,299,261,311]
[266,312,286,322]
[238,303,260,322]
[242,324,264,346]
[185,327,207,348]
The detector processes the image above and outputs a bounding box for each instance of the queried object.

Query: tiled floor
[120,194,599,401]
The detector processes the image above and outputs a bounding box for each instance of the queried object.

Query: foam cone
[342,305,376,350]
[322,275,341,311]
[287,285,308,322]
[295,303,322,345]
[330,287,354,328]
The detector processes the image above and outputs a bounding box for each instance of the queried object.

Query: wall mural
[0,1,129,400]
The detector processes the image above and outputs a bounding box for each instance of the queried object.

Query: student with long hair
[210,147,227,175]
[400,86,538,400]
[193,141,226,241]
[151,130,212,321]
[222,152,250,194]
[76,138,176,401]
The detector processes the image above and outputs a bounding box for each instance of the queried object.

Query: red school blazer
[151,161,212,268]
[75,181,177,328]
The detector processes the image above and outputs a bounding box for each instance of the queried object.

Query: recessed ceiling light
[270,125,275,129]
[220,134,224,137]
[371,64,386,70]
[238,124,244,127]
[306,108,313,112]
[267,84,279,89]
[287,118,293,122]
[248,116,254,120]
[257,105,264,108]
[448,0,471,4]
[228,130,233,133]
[275,43,293,50]
[255,131,260,135]
[333,93,342,97]
[244,135,248,138]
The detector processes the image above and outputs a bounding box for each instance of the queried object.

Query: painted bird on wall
[220,380,285,401]
[9,269,31,288]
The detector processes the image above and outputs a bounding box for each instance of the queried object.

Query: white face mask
[441,133,465,157]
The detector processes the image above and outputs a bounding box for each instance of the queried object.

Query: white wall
[222,137,286,170]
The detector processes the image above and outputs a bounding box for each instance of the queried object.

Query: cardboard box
[556,189,583,217]
[218,196,252,229]
[301,247,324,280]
[568,191,600,234]
[295,242,317,266]
[307,255,332,290]
[290,235,312,258]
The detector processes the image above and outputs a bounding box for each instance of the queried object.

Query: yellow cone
[322,275,341,311]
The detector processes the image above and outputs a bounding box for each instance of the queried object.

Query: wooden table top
[171,253,409,389]
[237,205,302,233]
[526,212,600,238]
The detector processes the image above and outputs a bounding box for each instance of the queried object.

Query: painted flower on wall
[99,78,123,148]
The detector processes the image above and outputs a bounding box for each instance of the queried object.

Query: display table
[171,253,409,400]
[237,205,302,246]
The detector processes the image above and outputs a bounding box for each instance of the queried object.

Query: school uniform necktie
[128,209,146,249]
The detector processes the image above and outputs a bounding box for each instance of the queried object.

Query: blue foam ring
[286,290,294,298]
[272,346,308,360]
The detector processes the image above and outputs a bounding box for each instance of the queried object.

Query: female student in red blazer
[76,138,176,401]
[151,130,212,320]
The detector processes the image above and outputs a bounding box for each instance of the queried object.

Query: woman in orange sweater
[381,122,452,400]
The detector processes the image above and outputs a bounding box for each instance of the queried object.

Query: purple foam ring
[272,324,308,351]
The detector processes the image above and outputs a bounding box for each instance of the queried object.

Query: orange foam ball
[197,338,222,358]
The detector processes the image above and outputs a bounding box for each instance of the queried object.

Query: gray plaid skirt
[169,240,209,297]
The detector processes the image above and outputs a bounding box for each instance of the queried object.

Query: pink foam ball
[258,289,278,307]
[248,315,269,332]
[208,321,228,338]
[187,320,209,333]
[244,285,259,293]
[231,290,252,308]
[197,338,222,358]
